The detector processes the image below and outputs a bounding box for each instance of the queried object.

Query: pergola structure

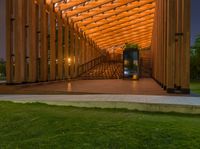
[5,0,190,93]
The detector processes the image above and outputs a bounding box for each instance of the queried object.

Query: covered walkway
[4,0,191,94]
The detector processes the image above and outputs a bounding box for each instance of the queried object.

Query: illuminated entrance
[5,0,190,93]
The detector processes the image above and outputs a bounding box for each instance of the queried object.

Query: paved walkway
[0,94,199,105]
[0,94,200,114]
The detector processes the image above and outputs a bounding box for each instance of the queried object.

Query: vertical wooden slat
[49,3,56,80]
[64,20,69,79]
[15,0,25,83]
[73,31,78,77]
[29,0,37,82]
[39,0,48,81]
[6,0,12,83]
[166,0,176,92]
[57,13,63,80]
[70,26,75,77]
[181,0,190,92]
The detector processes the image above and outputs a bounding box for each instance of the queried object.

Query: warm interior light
[133,74,138,80]
[68,58,71,66]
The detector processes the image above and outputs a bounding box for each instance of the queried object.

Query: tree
[124,43,139,49]
[191,34,200,80]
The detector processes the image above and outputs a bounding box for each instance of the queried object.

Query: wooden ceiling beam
[61,0,115,17]
[89,18,154,37]
[81,6,155,30]
[95,26,153,42]
[57,0,89,11]
[96,29,152,43]
[100,37,152,48]
[76,0,155,27]
[85,12,154,35]
[92,22,153,40]
[100,34,152,45]
[99,34,152,46]
[46,0,156,53]
[72,0,154,23]
[101,40,151,49]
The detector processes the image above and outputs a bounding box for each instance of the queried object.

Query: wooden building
[5,0,190,93]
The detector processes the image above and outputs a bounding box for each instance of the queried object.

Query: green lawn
[0,102,200,149]
[190,81,200,94]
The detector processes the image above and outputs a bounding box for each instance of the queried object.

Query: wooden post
[73,32,77,77]
[50,3,56,81]
[70,26,75,77]
[39,0,48,81]
[181,0,190,93]
[57,13,63,80]
[6,0,12,83]
[64,20,69,79]
[14,0,25,83]
[166,0,176,92]
[29,0,37,82]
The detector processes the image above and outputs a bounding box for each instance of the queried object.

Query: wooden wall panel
[152,0,190,93]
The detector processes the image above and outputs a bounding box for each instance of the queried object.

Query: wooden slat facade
[5,0,190,93]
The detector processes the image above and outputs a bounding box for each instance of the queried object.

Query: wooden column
[57,13,63,80]
[73,32,78,77]
[29,0,37,82]
[39,0,48,81]
[64,20,69,79]
[79,36,84,66]
[70,27,75,77]
[175,0,182,88]
[181,0,190,92]
[6,0,12,83]
[166,0,176,92]
[14,0,25,83]
[85,39,88,63]
[163,0,168,89]
[49,3,56,81]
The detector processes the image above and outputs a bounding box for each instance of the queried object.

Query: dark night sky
[0,0,200,60]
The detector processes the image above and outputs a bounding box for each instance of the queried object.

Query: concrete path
[0,94,200,106]
[0,94,200,114]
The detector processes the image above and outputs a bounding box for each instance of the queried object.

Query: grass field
[0,101,200,149]
[190,81,200,94]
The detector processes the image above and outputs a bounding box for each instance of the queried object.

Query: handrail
[78,55,106,76]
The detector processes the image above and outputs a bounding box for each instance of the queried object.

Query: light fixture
[68,58,71,66]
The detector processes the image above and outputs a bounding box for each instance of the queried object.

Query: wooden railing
[78,56,106,76]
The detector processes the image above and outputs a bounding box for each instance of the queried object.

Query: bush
[191,34,200,80]
[125,43,139,49]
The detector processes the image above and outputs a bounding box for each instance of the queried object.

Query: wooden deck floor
[0,78,167,95]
